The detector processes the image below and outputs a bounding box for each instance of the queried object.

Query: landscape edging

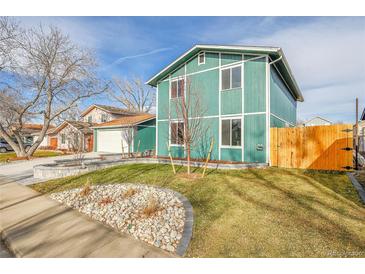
[347,173,365,204]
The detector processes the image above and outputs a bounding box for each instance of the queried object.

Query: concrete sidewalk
[0,153,99,185]
[0,176,174,258]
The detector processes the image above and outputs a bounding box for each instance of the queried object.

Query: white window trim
[220,64,242,92]
[169,120,185,147]
[220,116,243,149]
[170,78,185,99]
[198,52,205,65]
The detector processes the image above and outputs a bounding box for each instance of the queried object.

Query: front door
[50,137,58,149]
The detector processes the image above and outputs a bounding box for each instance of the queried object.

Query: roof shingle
[93,114,155,128]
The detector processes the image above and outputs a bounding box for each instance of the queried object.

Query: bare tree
[122,126,135,157]
[0,19,107,157]
[169,77,209,175]
[111,77,155,113]
[67,130,85,165]
[0,17,19,72]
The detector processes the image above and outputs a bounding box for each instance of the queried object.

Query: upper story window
[221,66,242,91]
[221,118,241,147]
[101,113,107,123]
[61,133,66,144]
[87,115,93,123]
[170,79,184,99]
[198,52,205,65]
[170,121,184,145]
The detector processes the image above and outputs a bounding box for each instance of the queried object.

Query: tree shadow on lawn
[280,168,363,209]
[224,169,365,253]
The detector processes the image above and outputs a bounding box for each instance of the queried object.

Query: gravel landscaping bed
[50,184,186,253]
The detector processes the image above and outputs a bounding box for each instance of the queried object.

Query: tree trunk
[186,143,191,175]
[26,119,51,157]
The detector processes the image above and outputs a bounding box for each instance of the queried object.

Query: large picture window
[170,122,184,145]
[221,118,241,147]
[170,79,184,99]
[221,66,242,90]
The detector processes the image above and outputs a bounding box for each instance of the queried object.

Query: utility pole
[355,98,359,170]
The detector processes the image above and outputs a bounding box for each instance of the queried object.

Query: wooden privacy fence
[270,124,353,171]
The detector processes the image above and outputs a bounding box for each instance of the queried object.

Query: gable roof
[81,104,137,117]
[304,116,332,125]
[146,44,304,102]
[52,120,95,135]
[92,114,155,129]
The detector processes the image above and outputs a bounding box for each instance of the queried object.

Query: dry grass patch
[177,173,202,180]
[79,179,92,197]
[141,196,160,218]
[122,188,138,198]
[98,196,114,206]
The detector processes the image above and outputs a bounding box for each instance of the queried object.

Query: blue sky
[17,16,365,123]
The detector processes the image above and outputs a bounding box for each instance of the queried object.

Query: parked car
[0,139,31,153]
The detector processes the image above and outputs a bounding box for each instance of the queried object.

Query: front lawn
[32,164,365,257]
[0,150,62,163]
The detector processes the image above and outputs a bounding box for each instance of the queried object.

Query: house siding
[133,119,156,153]
[186,52,219,74]
[270,67,297,126]
[244,57,266,113]
[244,114,266,163]
[83,108,120,124]
[221,88,242,115]
[155,50,298,163]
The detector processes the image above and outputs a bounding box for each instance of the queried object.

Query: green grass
[31,164,365,258]
[0,150,62,162]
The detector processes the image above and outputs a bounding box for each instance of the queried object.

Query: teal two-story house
[147,45,303,163]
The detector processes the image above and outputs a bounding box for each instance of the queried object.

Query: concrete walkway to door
[0,176,175,258]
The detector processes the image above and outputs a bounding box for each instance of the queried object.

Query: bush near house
[32,164,365,258]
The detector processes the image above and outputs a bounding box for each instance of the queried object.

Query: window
[221,118,241,147]
[61,134,66,144]
[101,113,107,123]
[221,66,242,90]
[170,122,184,145]
[198,52,205,65]
[170,79,184,99]
[87,115,92,123]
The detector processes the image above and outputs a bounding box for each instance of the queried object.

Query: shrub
[141,197,160,217]
[79,178,92,197]
[122,188,138,199]
[98,196,114,206]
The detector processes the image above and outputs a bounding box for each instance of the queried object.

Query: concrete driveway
[0,152,99,185]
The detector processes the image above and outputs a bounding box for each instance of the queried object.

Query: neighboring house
[22,124,55,147]
[81,104,137,124]
[49,121,95,151]
[303,116,332,127]
[93,113,156,153]
[46,104,140,151]
[147,44,303,163]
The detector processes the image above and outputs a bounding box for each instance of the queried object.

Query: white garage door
[97,129,129,153]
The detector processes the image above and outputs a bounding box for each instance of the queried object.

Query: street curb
[347,173,365,204]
